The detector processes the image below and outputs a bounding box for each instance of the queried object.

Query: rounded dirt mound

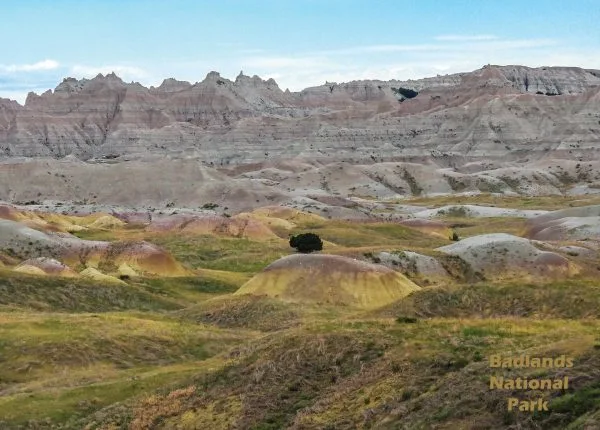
[107,241,189,277]
[13,264,47,276]
[88,215,126,229]
[80,267,126,285]
[14,257,77,277]
[436,233,575,278]
[251,206,326,224]
[525,205,600,241]
[147,214,277,240]
[235,254,420,309]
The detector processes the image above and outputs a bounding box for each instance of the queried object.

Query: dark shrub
[396,315,418,324]
[289,233,323,253]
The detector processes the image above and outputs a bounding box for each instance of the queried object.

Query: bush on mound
[289,232,323,253]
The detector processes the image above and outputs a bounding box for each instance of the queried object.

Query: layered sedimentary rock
[1,65,599,163]
[436,233,577,279]
[1,65,600,208]
[235,253,421,309]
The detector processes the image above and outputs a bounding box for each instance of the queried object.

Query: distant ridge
[1,65,600,209]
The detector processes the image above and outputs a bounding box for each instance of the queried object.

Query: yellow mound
[0,207,74,233]
[80,268,126,285]
[34,213,87,232]
[234,212,296,231]
[1,206,104,233]
[235,254,420,309]
[116,253,188,277]
[70,213,113,225]
[13,265,47,276]
[30,212,123,233]
[14,257,79,277]
[149,215,279,241]
[117,263,139,277]
[88,215,126,229]
[111,242,190,277]
[252,206,326,223]
[221,216,278,239]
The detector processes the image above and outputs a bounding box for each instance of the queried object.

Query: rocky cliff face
[1,65,600,208]
[1,65,599,163]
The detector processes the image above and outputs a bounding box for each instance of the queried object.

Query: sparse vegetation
[402,168,423,196]
[1,196,600,428]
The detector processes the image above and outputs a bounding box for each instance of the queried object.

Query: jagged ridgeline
[2,65,600,211]
[1,65,599,162]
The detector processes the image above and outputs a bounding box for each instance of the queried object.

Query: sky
[1,0,599,104]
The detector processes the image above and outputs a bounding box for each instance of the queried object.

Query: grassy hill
[0,196,599,429]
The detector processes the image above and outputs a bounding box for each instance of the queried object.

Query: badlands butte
[0,65,600,429]
[1,64,600,211]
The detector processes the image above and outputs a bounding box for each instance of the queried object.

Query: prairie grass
[2,199,600,429]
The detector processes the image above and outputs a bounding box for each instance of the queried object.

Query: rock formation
[2,65,599,162]
[1,65,600,208]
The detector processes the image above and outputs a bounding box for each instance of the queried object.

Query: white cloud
[2,34,600,104]
[0,88,50,105]
[358,44,443,53]
[237,48,266,55]
[231,36,600,92]
[319,38,556,56]
[241,56,329,69]
[0,59,60,72]
[0,63,151,104]
[462,38,557,50]
[70,64,149,81]
[435,34,498,42]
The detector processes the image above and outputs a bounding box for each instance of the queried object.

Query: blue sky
[1,0,599,103]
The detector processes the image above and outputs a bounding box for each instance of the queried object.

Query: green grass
[0,310,252,427]
[0,272,181,312]
[147,234,291,273]
[135,276,241,303]
[2,199,600,429]
[69,318,600,430]
[177,294,303,331]
[288,221,448,248]
[0,360,221,427]
[70,229,123,241]
[374,279,600,319]
[441,216,528,238]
